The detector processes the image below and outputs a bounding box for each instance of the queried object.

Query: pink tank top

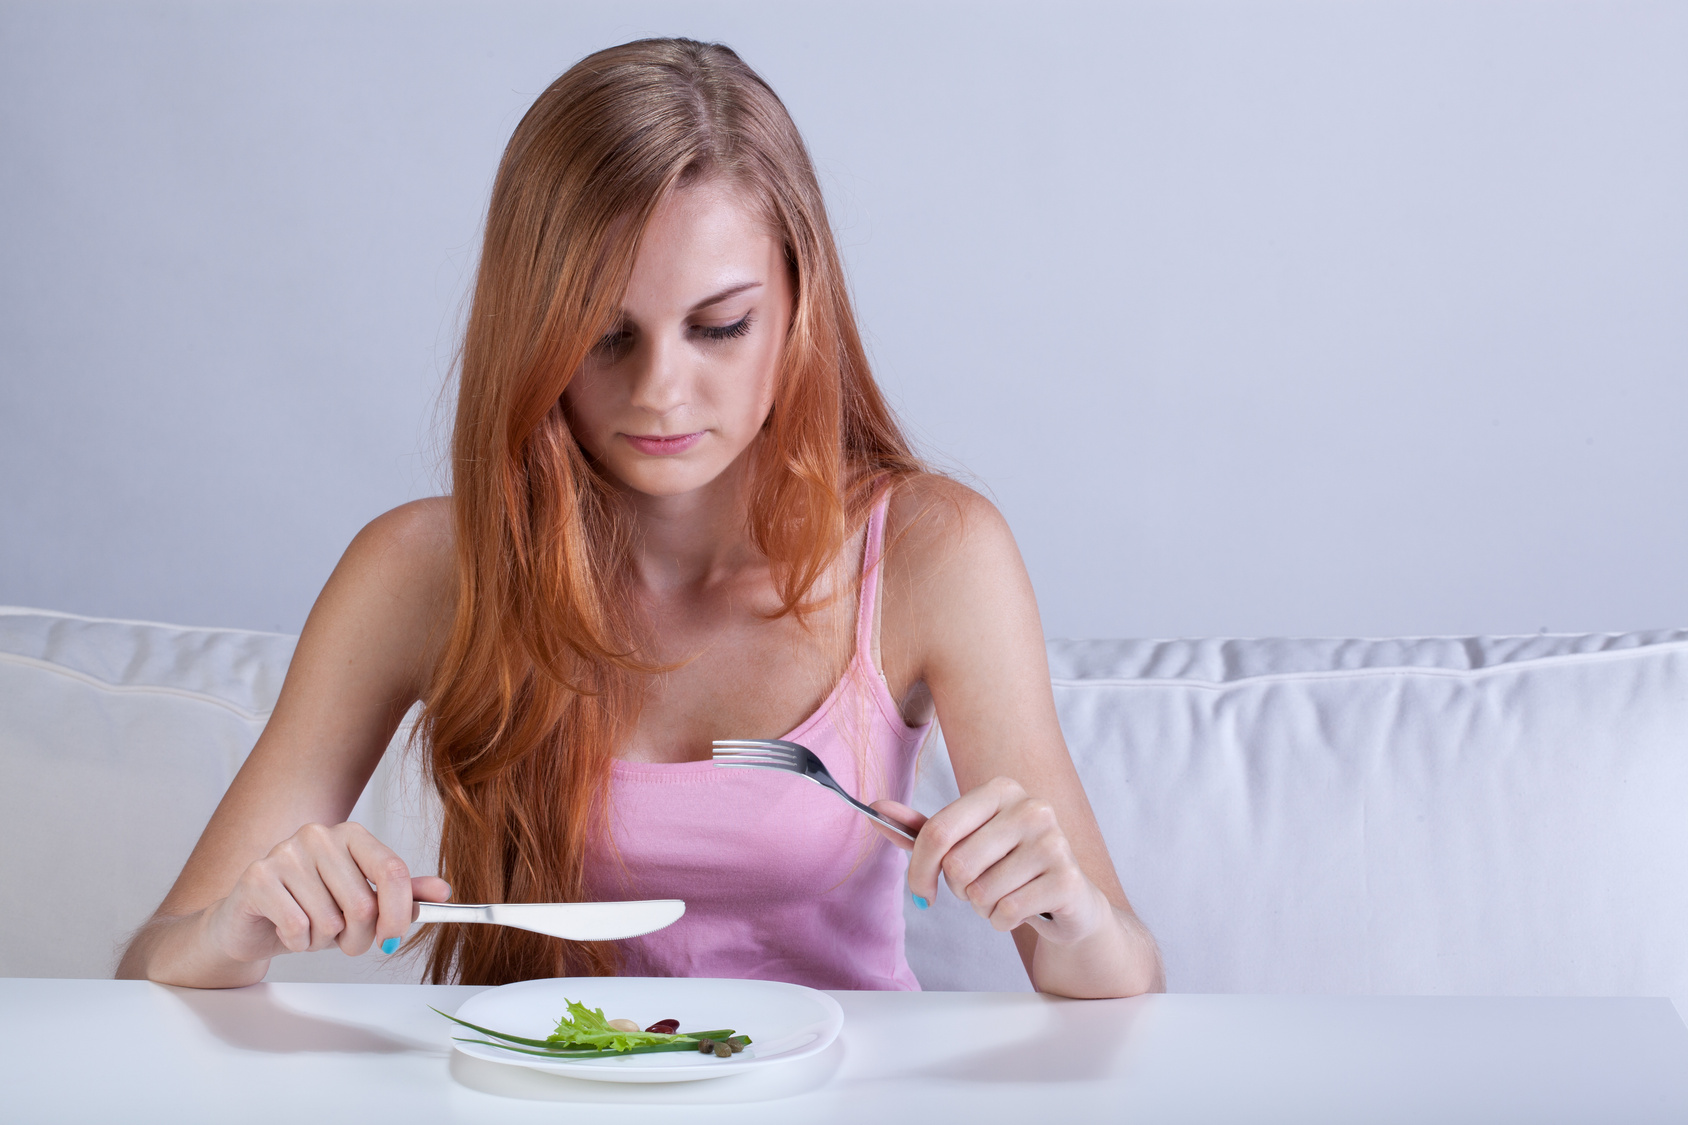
[584,494,930,990]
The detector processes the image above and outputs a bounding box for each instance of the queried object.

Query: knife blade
[411,899,685,941]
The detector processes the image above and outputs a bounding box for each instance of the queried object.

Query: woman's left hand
[872,776,1115,944]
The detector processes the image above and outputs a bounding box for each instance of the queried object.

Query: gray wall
[3,1,1685,638]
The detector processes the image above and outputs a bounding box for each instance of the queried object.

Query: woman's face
[563,180,793,499]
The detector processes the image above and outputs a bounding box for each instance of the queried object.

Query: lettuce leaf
[545,999,682,1053]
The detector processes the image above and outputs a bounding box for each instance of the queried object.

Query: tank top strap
[854,486,893,661]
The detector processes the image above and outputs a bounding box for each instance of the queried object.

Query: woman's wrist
[1029,886,1163,999]
[117,903,270,989]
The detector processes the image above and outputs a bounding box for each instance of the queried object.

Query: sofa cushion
[905,629,1688,1017]
[0,607,431,982]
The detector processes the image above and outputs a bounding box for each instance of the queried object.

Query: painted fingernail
[912,894,929,910]
[381,937,400,955]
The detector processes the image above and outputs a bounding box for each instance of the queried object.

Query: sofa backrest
[5,606,1688,1009]
[905,632,1688,1015]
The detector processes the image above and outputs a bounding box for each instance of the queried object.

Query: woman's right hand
[204,821,451,964]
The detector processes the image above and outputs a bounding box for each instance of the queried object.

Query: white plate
[447,976,844,1084]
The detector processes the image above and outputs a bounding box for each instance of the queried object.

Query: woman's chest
[621,601,854,763]
[582,754,924,990]
[585,762,891,904]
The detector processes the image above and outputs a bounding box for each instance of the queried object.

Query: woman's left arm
[872,481,1164,999]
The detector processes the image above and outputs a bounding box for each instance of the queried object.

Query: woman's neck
[623,455,762,594]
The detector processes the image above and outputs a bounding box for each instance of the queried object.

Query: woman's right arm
[116,499,457,987]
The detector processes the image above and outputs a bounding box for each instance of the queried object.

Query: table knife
[410,899,685,941]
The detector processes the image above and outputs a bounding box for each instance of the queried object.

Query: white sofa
[5,605,1688,1014]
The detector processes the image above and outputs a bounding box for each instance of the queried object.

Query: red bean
[645,1019,680,1034]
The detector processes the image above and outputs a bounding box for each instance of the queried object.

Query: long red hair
[421,38,921,984]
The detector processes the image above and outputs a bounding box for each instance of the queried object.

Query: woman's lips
[622,431,704,456]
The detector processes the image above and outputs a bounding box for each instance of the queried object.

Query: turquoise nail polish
[912,894,929,910]
[381,937,400,955]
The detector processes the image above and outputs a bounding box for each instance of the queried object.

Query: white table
[4,979,1687,1123]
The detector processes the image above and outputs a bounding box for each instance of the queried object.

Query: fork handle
[842,791,917,842]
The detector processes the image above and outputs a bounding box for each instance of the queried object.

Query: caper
[713,1042,732,1058]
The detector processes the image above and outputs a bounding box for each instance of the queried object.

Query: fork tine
[710,744,797,756]
[711,738,806,773]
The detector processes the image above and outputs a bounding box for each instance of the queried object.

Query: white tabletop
[4,978,1687,1124]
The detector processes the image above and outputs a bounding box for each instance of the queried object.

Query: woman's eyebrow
[687,280,762,313]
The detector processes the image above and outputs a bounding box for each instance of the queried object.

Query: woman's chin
[605,458,735,500]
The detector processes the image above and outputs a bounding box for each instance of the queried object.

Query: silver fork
[711,738,917,841]
[711,737,1056,921]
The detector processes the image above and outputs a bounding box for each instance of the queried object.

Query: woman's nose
[626,334,689,415]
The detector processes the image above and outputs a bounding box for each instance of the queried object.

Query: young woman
[117,38,1162,999]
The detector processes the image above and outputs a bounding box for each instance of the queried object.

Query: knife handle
[413,902,487,925]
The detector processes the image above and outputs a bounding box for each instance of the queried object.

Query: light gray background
[2,1,1684,638]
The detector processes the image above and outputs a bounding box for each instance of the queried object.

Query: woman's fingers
[968,839,1095,934]
[981,870,1069,934]
[270,845,349,953]
[411,875,453,903]
[214,822,437,961]
[230,865,315,956]
[935,799,1042,894]
[307,839,381,955]
[947,831,1051,923]
[904,777,1023,901]
[904,778,1106,939]
[341,825,415,953]
[868,800,927,851]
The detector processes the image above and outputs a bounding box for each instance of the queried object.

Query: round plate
[448,976,844,1084]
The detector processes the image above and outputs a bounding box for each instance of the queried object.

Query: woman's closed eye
[591,313,752,358]
[694,313,753,342]
[594,327,633,356]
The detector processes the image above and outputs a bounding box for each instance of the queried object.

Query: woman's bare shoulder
[331,498,456,613]
[877,473,1039,701]
[343,497,455,577]
[291,497,458,699]
[884,473,1017,578]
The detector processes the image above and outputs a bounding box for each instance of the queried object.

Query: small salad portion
[436,999,752,1061]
